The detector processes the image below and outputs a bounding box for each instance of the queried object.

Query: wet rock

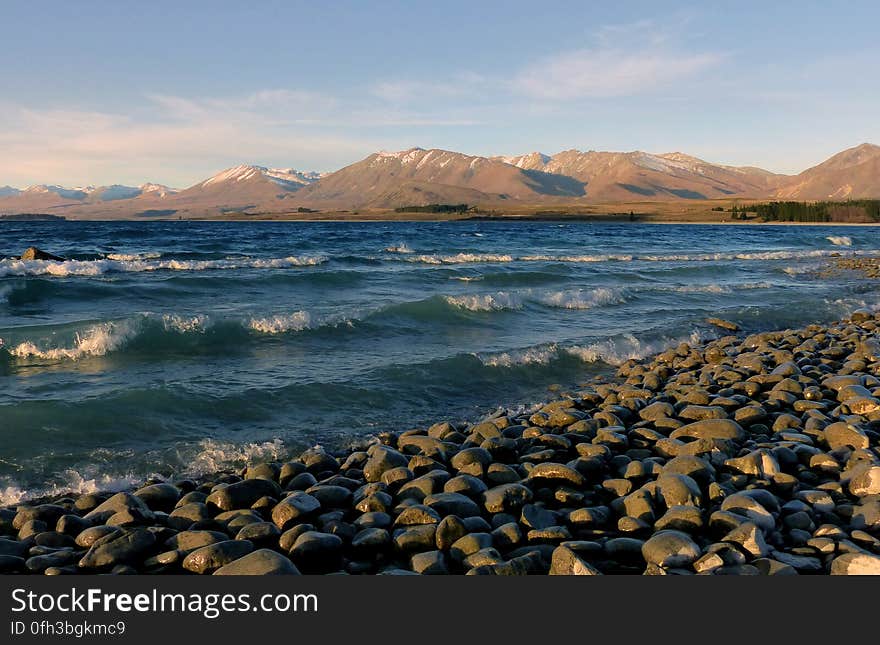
[213,548,299,575]
[411,550,448,575]
[423,492,481,518]
[482,484,533,514]
[183,540,254,574]
[848,466,880,497]
[351,528,391,552]
[206,479,282,512]
[550,545,602,576]
[823,422,870,451]
[670,419,745,442]
[642,531,701,568]
[363,446,409,482]
[21,247,65,261]
[79,528,156,569]
[287,531,344,573]
[271,492,321,530]
[134,483,181,512]
[722,522,769,558]
[830,553,880,575]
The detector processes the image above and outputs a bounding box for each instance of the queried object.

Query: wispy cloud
[0,99,388,187]
[513,49,720,99]
[512,20,721,99]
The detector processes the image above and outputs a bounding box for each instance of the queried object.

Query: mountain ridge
[1,143,877,217]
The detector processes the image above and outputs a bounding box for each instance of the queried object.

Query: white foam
[409,248,880,265]
[450,276,483,282]
[537,287,625,309]
[0,471,147,506]
[0,255,327,278]
[665,284,730,294]
[444,292,522,312]
[248,310,312,334]
[7,321,135,361]
[478,343,559,367]
[407,253,514,265]
[519,254,633,263]
[827,236,853,247]
[162,314,209,333]
[187,438,287,476]
[567,330,706,367]
[384,243,414,254]
[105,252,162,261]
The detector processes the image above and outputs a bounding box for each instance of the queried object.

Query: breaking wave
[444,292,522,312]
[536,287,625,309]
[105,251,162,261]
[384,243,414,254]
[398,248,880,265]
[248,311,318,334]
[0,255,328,277]
[827,236,853,247]
[476,330,710,369]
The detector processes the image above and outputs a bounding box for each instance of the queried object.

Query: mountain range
[1,143,878,218]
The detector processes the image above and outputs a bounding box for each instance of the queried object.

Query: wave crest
[248,311,312,334]
[7,321,135,361]
[0,255,327,278]
[444,292,522,312]
[827,235,853,247]
[537,287,625,309]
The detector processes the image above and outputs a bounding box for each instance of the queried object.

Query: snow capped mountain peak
[201,164,320,189]
[376,147,426,159]
[202,164,265,186]
[498,152,552,169]
[22,185,90,199]
[140,183,177,197]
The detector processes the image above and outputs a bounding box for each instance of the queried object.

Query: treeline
[394,203,470,213]
[733,200,880,223]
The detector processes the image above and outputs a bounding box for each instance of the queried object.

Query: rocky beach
[4,307,880,576]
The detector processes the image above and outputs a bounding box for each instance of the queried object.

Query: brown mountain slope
[499,150,785,201]
[774,143,880,200]
[2,144,879,218]
[292,148,585,208]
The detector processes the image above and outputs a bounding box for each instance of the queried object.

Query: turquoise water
[1,221,878,501]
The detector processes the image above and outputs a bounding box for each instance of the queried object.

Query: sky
[1,1,879,187]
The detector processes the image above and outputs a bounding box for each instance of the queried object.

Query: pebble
[182,540,254,574]
[6,313,880,575]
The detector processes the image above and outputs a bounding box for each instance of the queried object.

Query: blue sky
[1,1,878,187]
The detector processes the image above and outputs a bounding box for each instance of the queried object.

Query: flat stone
[670,419,745,442]
[423,492,481,518]
[525,462,586,487]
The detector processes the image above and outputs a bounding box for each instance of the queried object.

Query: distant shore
[4,196,879,225]
[4,311,880,575]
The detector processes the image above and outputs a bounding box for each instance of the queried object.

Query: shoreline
[3,312,880,575]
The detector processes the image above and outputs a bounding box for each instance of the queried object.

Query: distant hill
[292,148,585,209]
[1,143,878,217]
[774,143,880,200]
[495,149,784,201]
